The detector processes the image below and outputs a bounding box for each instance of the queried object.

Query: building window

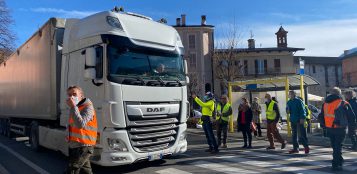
[244,60,248,75]
[312,65,316,73]
[255,59,266,75]
[188,34,196,49]
[324,66,329,87]
[274,59,281,73]
[189,53,197,68]
[234,60,240,66]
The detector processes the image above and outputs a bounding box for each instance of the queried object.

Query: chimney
[176,18,181,26]
[201,15,206,25]
[181,14,186,26]
[344,50,349,56]
[248,39,255,49]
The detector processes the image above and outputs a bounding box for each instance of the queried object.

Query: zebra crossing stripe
[217,155,330,174]
[193,160,259,174]
[240,150,357,171]
[156,168,193,174]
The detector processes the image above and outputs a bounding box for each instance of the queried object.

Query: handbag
[250,122,257,132]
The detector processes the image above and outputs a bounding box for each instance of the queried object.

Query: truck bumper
[91,124,187,166]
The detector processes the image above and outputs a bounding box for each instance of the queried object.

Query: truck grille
[125,102,180,152]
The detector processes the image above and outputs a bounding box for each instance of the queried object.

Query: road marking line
[193,160,259,174]
[156,168,192,174]
[0,143,50,174]
[0,163,10,174]
[217,155,329,174]
[241,150,357,171]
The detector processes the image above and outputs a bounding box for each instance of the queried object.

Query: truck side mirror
[84,47,97,80]
[184,59,188,75]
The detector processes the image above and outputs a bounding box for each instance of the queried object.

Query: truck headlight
[107,138,128,152]
[179,131,187,142]
[106,16,123,30]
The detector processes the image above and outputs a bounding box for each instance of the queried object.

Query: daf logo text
[147,108,165,112]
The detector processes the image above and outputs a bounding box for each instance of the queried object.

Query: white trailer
[0,8,188,166]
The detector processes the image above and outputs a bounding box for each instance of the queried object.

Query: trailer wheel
[30,121,41,151]
[0,119,4,135]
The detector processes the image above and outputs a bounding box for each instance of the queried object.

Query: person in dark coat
[343,90,357,150]
[237,98,253,148]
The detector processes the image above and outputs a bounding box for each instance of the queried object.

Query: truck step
[10,123,26,136]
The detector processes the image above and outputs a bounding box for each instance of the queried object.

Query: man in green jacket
[192,92,219,154]
[216,95,232,148]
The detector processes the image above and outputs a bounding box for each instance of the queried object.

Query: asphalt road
[0,129,357,174]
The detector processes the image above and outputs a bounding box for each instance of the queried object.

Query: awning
[229,74,320,92]
[308,93,324,102]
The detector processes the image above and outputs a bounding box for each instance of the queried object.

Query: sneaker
[288,149,299,154]
[266,146,276,150]
[205,149,213,152]
[222,144,228,148]
[211,149,219,154]
[281,142,286,149]
[304,147,310,154]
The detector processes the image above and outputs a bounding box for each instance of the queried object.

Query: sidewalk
[187,127,353,147]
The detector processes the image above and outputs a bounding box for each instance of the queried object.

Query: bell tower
[275,26,288,48]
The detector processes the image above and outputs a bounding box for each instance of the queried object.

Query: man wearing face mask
[265,93,286,150]
[192,92,219,154]
[66,86,97,174]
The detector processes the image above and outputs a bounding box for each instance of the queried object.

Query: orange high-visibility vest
[323,99,342,128]
[68,103,98,145]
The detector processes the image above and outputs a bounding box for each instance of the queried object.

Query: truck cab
[59,10,188,166]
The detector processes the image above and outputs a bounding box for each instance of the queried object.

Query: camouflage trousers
[67,146,94,174]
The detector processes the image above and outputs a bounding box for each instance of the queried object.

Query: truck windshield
[108,46,185,81]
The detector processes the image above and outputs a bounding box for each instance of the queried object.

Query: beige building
[174,14,214,96]
[214,26,341,98]
[214,26,304,95]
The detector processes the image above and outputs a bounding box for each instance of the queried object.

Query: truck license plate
[148,153,162,161]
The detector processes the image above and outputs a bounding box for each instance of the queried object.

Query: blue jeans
[291,122,309,150]
[202,116,218,150]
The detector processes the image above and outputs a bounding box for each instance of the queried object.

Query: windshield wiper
[165,76,182,87]
[122,76,145,86]
[147,76,166,86]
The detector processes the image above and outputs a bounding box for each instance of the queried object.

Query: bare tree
[0,0,15,63]
[213,22,245,94]
[187,72,202,96]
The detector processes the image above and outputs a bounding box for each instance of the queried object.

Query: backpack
[333,101,349,128]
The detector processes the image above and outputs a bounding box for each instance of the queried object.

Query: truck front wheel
[30,121,41,151]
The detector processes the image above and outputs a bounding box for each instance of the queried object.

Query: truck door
[66,46,105,131]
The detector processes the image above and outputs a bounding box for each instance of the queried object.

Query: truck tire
[0,119,4,135]
[30,121,42,151]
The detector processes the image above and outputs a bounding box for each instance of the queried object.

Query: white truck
[0,8,188,166]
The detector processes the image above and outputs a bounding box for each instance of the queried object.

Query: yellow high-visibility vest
[266,101,277,120]
[216,103,232,122]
